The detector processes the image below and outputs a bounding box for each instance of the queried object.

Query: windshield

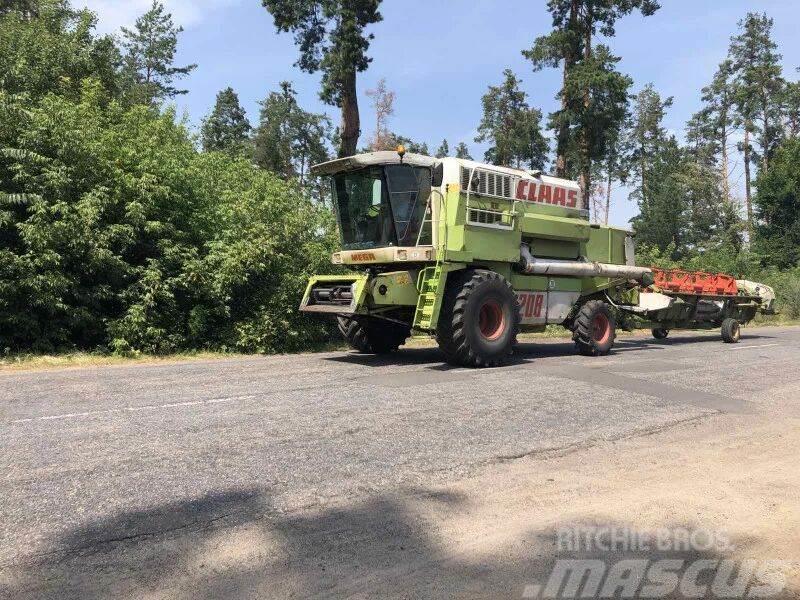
[331,165,431,250]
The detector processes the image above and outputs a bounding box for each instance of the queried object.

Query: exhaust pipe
[519,243,653,282]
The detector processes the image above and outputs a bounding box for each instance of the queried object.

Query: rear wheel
[652,328,670,339]
[436,270,520,367]
[721,318,741,344]
[337,316,410,354]
[573,300,616,356]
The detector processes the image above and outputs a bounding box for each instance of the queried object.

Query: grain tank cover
[442,158,586,215]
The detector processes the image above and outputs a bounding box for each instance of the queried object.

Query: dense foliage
[0,1,337,354]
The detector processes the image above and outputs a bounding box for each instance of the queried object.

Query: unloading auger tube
[519,243,653,282]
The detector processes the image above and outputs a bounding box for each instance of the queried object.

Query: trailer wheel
[573,300,616,356]
[721,318,741,344]
[652,328,670,340]
[436,269,521,367]
[337,316,410,354]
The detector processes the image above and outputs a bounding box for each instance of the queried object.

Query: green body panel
[369,271,419,306]
[302,162,634,332]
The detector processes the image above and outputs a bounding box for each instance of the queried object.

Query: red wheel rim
[478,300,505,341]
[592,313,611,345]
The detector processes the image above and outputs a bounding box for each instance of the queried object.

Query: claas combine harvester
[300,148,776,367]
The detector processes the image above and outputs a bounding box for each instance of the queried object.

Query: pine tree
[435,139,449,158]
[523,0,659,179]
[627,84,673,209]
[729,13,785,233]
[595,109,631,224]
[252,81,331,185]
[120,1,197,105]
[391,135,429,155]
[783,78,800,139]
[693,60,736,204]
[201,87,251,155]
[262,0,382,158]
[475,69,548,169]
[454,142,473,160]
[561,44,632,207]
[753,138,800,268]
[630,137,688,257]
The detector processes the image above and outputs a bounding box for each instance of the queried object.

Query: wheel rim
[478,299,505,341]
[592,313,612,345]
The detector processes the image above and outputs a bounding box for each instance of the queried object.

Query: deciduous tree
[365,77,395,151]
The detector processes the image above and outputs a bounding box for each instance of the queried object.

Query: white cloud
[79,0,240,34]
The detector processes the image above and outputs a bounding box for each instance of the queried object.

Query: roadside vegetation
[1,0,799,360]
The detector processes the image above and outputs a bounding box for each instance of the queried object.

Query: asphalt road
[1,325,799,598]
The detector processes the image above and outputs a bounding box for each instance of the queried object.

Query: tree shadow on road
[5,487,797,600]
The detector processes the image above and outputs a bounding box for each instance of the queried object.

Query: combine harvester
[300,148,775,367]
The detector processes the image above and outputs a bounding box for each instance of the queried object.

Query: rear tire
[652,328,670,340]
[721,318,741,344]
[337,316,410,354]
[573,300,616,356]
[436,270,520,367]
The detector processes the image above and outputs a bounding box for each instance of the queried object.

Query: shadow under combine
[325,330,776,370]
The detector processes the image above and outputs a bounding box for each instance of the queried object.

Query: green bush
[0,80,338,354]
[782,277,800,319]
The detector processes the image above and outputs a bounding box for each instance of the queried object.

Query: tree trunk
[578,7,592,212]
[605,167,612,225]
[555,0,580,177]
[720,120,732,204]
[761,109,770,172]
[743,124,753,237]
[338,70,360,158]
[555,66,570,177]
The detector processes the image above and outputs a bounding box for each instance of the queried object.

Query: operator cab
[311,151,442,265]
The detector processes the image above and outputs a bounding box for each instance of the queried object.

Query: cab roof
[310,151,438,176]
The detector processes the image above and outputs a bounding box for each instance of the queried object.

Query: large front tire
[337,317,410,354]
[573,300,616,356]
[436,270,521,368]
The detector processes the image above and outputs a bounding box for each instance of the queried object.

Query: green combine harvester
[300,148,775,367]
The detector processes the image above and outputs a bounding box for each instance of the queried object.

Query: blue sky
[80,0,800,225]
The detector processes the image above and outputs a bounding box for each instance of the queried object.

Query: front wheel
[436,269,521,367]
[573,300,616,356]
[337,316,410,354]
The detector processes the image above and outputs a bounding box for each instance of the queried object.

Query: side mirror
[431,162,444,187]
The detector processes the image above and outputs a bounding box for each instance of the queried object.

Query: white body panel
[637,292,674,312]
[516,291,581,325]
